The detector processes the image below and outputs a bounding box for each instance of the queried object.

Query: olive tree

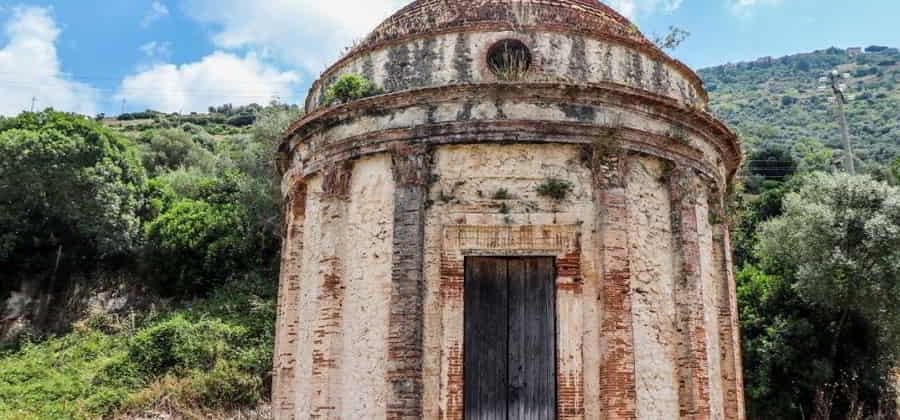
[757,173,900,354]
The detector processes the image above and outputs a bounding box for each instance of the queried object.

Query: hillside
[0,105,298,419]
[699,46,900,165]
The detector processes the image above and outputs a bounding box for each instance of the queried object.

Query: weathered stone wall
[281,155,396,419]
[625,157,680,419]
[308,30,703,111]
[422,143,599,419]
[275,147,743,420]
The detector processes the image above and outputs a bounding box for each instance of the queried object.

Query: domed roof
[356,0,654,53]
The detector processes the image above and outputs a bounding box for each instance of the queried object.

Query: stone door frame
[438,224,584,419]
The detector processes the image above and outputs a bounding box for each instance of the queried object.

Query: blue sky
[0,0,898,116]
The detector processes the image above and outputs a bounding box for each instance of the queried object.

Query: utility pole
[30,97,36,113]
[829,70,856,175]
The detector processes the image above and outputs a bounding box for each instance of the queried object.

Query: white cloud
[184,0,407,73]
[0,6,98,116]
[729,0,781,15]
[606,0,684,19]
[139,41,172,62]
[117,51,299,113]
[141,1,169,28]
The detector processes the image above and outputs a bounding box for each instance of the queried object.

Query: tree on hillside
[890,156,900,185]
[139,103,300,296]
[135,128,216,176]
[759,173,900,333]
[791,138,834,174]
[0,111,145,275]
[754,173,900,415]
[744,146,797,193]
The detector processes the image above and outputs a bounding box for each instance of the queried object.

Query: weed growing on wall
[536,178,574,201]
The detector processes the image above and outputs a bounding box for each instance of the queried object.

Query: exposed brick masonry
[310,163,353,418]
[386,146,432,419]
[670,169,712,420]
[273,183,307,420]
[712,193,745,420]
[593,150,638,420]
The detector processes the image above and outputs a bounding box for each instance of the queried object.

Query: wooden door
[464,257,557,420]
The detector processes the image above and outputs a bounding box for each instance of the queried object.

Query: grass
[0,274,276,420]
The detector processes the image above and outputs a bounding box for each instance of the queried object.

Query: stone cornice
[281,82,741,178]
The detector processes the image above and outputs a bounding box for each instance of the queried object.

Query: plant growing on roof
[324,73,383,105]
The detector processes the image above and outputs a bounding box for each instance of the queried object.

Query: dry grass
[489,42,531,81]
[118,376,272,420]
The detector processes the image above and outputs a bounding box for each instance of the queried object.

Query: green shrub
[135,128,216,176]
[890,156,900,185]
[128,315,246,375]
[143,198,250,295]
[492,188,511,200]
[0,332,133,419]
[536,178,574,200]
[324,73,382,105]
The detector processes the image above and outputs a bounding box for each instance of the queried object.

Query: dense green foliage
[324,73,382,105]
[0,104,299,418]
[736,173,900,419]
[0,111,145,274]
[134,128,215,176]
[700,47,900,166]
[706,51,900,417]
[759,174,900,333]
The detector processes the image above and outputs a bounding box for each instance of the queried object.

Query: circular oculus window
[487,39,532,80]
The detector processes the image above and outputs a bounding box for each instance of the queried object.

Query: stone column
[387,145,431,419]
[670,168,712,420]
[310,162,353,419]
[591,146,637,420]
[273,182,307,420]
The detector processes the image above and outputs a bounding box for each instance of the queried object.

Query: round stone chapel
[273,1,745,419]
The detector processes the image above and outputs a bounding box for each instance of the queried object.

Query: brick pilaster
[310,162,353,419]
[273,183,307,420]
[557,249,586,419]
[670,169,711,420]
[720,223,746,420]
[387,145,431,419]
[708,193,742,420]
[593,150,637,420]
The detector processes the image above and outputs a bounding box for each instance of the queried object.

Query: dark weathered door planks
[465,257,557,420]
[465,257,509,420]
[509,258,557,420]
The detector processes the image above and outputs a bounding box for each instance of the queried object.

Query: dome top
[356,0,653,54]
